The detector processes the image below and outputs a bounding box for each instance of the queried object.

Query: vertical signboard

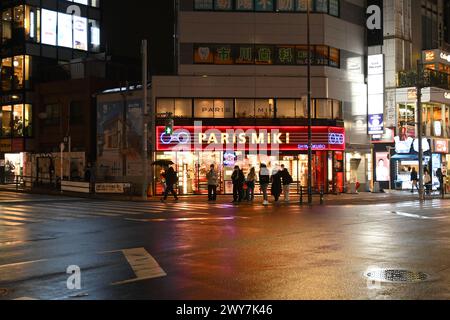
[368,54,385,135]
[41,9,57,45]
[366,0,383,46]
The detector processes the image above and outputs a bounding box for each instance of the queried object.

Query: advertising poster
[368,114,384,135]
[41,9,57,46]
[73,16,88,51]
[57,13,73,48]
[376,152,390,182]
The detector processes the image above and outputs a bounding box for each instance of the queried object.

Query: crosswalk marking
[111,247,166,285]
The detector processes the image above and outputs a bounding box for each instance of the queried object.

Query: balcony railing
[397,69,450,90]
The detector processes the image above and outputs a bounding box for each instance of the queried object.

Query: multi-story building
[371,0,450,192]
[0,0,102,182]
[151,0,369,195]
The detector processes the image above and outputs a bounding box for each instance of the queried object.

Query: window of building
[214,0,233,10]
[277,0,295,12]
[174,99,193,118]
[315,0,328,13]
[295,0,313,12]
[255,99,274,118]
[1,106,12,137]
[44,104,61,126]
[13,56,24,89]
[24,104,32,137]
[213,99,234,118]
[195,0,214,10]
[1,57,13,91]
[315,45,329,65]
[1,9,12,45]
[333,100,342,120]
[70,101,84,125]
[236,99,255,118]
[13,104,24,137]
[329,0,339,16]
[329,47,340,67]
[235,0,255,11]
[277,99,296,118]
[316,99,332,119]
[194,99,214,118]
[255,0,274,11]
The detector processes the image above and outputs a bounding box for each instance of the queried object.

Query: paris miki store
[153,98,346,196]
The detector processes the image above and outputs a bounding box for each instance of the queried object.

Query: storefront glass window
[277,99,296,118]
[329,0,339,16]
[235,99,255,118]
[214,0,233,10]
[255,0,274,11]
[1,105,12,137]
[235,0,255,11]
[295,0,313,12]
[1,57,13,91]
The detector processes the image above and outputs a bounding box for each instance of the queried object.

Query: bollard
[320,187,324,205]
[300,186,303,205]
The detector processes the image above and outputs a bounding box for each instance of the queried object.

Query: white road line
[112,247,166,285]
[0,259,49,269]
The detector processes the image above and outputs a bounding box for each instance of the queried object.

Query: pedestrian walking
[424,169,432,195]
[246,167,257,202]
[280,164,293,202]
[271,168,282,202]
[436,168,446,197]
[259,164,270,206]
[410,167,419,193]
[161,166,179,202]
[231,166,245,203]
[206,164,219,201]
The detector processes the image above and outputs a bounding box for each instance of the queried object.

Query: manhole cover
[365,269,430,283]
[0,288,8,297]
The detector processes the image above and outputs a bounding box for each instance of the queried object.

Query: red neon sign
[156,126,345,152]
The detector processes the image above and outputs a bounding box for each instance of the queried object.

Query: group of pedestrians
[410,166,446,196]
[160,163,294,205]
[230,164,293,206]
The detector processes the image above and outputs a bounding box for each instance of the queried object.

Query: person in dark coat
[410,167,419,193]
[161,166,179,201]
[231,166,245,203]
[271,169,283,202]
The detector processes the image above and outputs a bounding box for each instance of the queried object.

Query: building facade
[152,0,369,195]
[0,0,102,182]
[371,0,450,192]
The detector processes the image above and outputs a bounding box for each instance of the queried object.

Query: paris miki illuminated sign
[156,126,346,152]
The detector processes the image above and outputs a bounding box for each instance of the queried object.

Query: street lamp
[307,1,313,204]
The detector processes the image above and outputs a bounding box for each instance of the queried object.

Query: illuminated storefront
[155,126,345,195]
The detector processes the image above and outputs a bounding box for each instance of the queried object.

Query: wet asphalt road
[0,191,449,300]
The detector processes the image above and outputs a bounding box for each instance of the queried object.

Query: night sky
[102,1,175,76]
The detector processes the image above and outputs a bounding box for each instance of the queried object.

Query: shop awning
[390,154,419,161]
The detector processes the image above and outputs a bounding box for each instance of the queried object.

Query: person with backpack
[231,166,245,203]
[259,164,270,206]
[206,164,219,201]
[280,164,293,202]
[161,166,179,202]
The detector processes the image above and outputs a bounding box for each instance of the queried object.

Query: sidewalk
[0,185,447,205]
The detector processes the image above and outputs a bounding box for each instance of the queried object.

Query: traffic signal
[165,118,174,135]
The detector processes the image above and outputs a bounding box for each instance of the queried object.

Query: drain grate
[365,269,430,283]
[0,288,8,297]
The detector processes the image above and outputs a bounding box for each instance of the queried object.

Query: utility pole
[416,61,425,201]
[142,39,149,200]
[307,0,313,204]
